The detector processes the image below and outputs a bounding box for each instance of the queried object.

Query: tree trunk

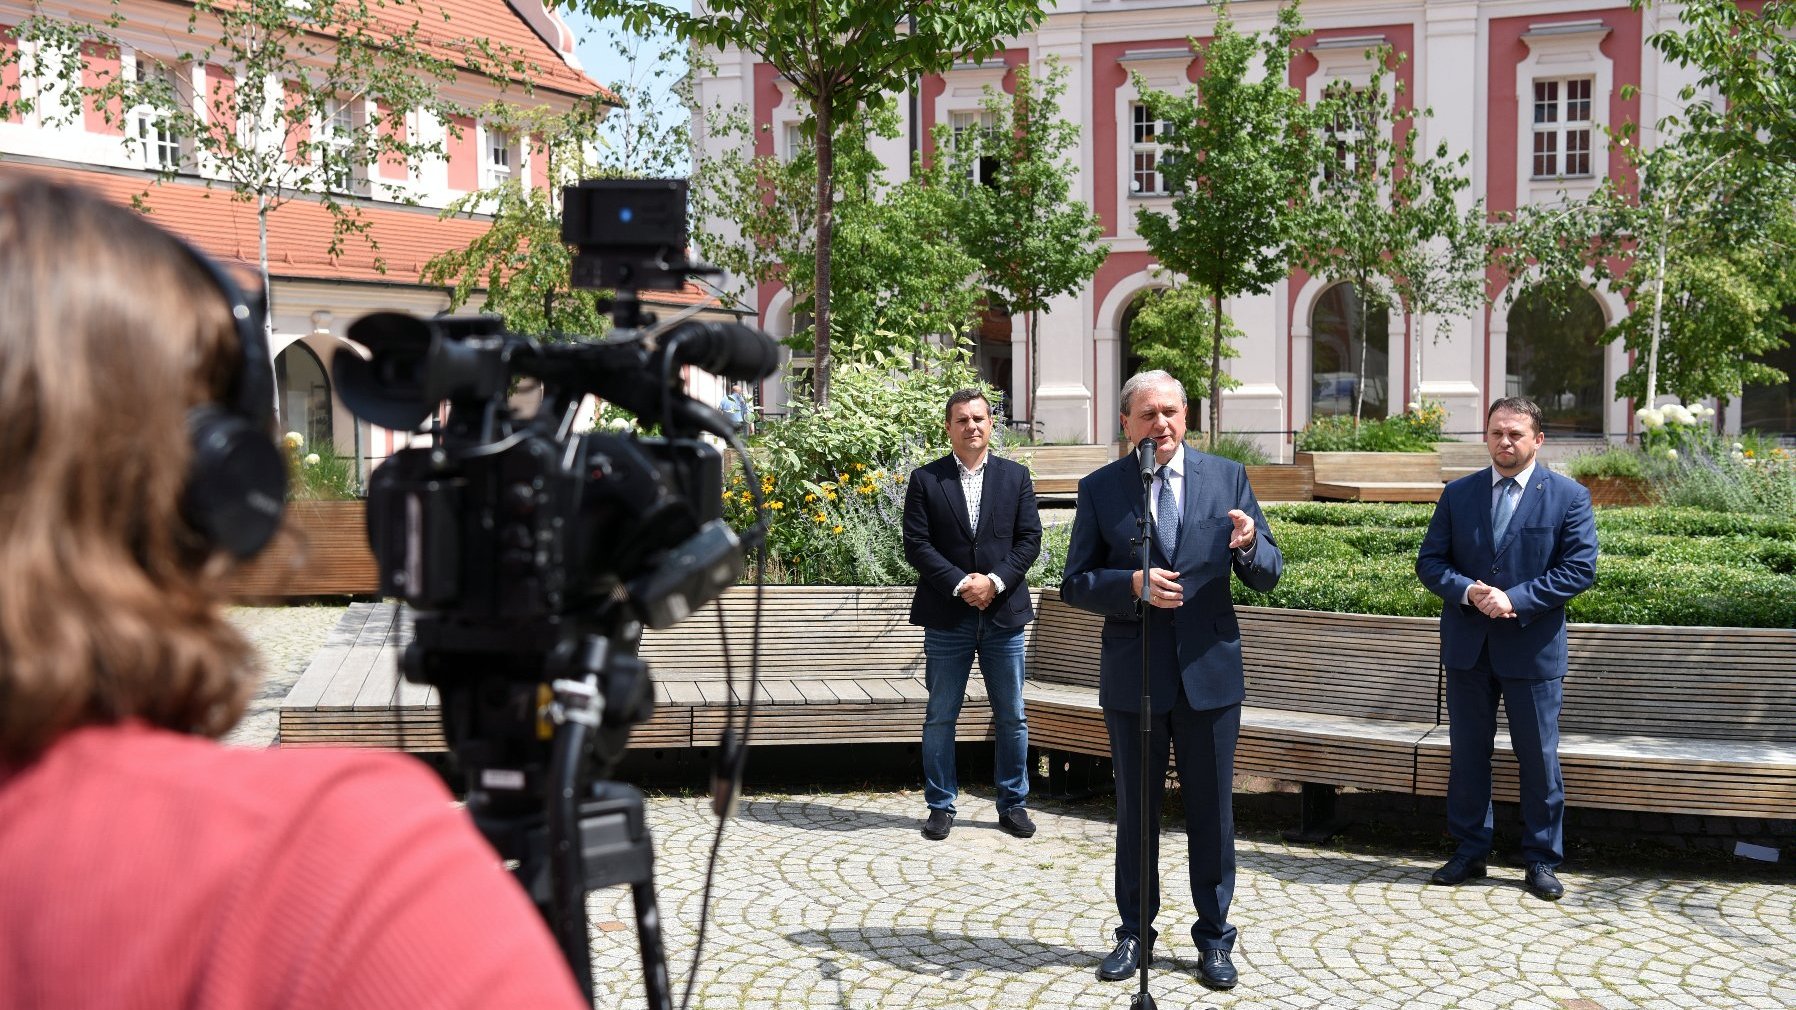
[1027,306,1038,429]
[1646,217,1669,409]
[1209,288,1223,447]
[812,99,835,407]
[1353,287,1369,428]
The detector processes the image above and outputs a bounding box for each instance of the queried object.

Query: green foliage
[1200,431,1270,466]
[281,434,360,501]
[938,58,1107,421]
[1295,414,1436,452]
[1244,503,1796,627]
[1636,0,1796,168]
[1134,1,1316,441]
[1560,447,1649,480]
[583,0,1050,406]
[1125,281,1243,407]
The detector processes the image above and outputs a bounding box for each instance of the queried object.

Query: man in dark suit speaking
[1417,396,1597,900]
[1060,370,1282,991]
[904,389,1042,842]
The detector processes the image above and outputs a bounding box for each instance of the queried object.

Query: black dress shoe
[1429,854,1488,886]
[1097,935,1147,981]
[997,807,1036,838]
[1525,862,1565,901]
[921,809,953,840]
[1197,949,1238,991]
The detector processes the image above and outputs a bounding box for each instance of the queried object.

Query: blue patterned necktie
[1492,476,1519,542]
[1155,465,1180,557]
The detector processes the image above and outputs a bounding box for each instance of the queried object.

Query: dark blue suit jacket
[903,453,1042,631]
[1060,447,1283,713]
[1416,464,1598,680]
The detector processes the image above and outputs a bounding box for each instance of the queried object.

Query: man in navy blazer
[904,389,1042,842]
[1417,396,1597,901]
[1060,371,1282,992]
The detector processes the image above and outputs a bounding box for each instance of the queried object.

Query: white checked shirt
[952,451,1007,597]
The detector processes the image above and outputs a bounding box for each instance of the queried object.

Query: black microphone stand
[1131,437,1159,1010]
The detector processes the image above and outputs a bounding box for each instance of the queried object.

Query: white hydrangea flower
[1663,403,1696,426]
[1636,407,1665,430]
[283,431,305,451]
[1664,448,1679,460]
[303,452,320,467]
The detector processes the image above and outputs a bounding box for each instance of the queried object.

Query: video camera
[333,179,779,1007]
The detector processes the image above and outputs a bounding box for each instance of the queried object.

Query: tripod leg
[633,879,674,1010]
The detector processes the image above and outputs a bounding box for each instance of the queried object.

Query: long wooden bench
[1020,590,1796,825]
[1302,450,1444,503]
[1433,441,1489,483]
[1012,444,1116,497]
[279,587,995,751]
[1414,623,1796,819]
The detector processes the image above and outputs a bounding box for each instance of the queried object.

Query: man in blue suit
[1061,371,1282,991]
[1417,396,1597,901]
[904,389,1042,842]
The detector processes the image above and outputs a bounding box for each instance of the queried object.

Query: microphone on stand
[1135,436,1158,482]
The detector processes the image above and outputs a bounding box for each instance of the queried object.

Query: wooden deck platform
[279,588,995,751]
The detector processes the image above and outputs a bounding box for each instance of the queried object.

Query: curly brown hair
[0,179,258,763]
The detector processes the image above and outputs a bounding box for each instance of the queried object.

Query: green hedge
[1231,504,1796,628]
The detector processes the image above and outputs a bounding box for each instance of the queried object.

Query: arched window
[1740,303,1796,435]
[1505,283,1606,434]
[1310,283,1389,420]
[275,342,333,451]
[975,300,1015,422]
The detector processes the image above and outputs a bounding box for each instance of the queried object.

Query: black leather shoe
[1197,949,1239,991]
[997,807,1036,838]
[921,809,953,840]
[1525,863,1565,901]
[1097,935,1147,981]
[1429,854,1488,886]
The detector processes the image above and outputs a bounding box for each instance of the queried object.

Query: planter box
[1245,462,1314,503]
[1433,441,1489,483]
[1298,451,1443,502]
[227,499,380,600]
[1578,475,1655,507]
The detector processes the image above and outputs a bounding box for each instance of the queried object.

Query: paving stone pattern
[587,791,1796,1010]
[222,604,347,747]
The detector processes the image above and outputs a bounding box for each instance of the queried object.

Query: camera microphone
[1136,436,1159,481]
[656,321,781,382]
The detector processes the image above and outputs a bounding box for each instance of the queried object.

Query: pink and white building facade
[696,0,1794,456]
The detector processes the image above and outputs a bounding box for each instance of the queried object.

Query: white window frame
[948,108,999,185]
[932,57,1008,187]
[126,53,189,172]
[1127,102,1172,197]
[317,94,367,195]
[1516,21,1612,207]
[1304,38,1388,196]
[1113,48,1190,242]
[1530,76,1595,180]
[483,125,519,188]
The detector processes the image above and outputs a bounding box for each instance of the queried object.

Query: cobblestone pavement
[221,604,346,747]
[218,608,1794,1009]
[588,791,1796,1010]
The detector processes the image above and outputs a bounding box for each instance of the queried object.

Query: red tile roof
[408,0,615,102]
[5,162,727,313]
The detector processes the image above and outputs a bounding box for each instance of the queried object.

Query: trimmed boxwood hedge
[1236,504,1796,629]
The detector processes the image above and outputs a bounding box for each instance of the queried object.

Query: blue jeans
[922,612,1028,815]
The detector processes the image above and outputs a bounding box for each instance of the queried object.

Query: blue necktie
[1492,476,1519,542]
[1155,465,1180,557]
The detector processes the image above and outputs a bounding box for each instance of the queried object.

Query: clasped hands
[1134,510,1256,609]
[957,573,997,610]
[1468,580,1517,619]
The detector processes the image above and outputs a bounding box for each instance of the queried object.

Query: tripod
[411,618,673,1009]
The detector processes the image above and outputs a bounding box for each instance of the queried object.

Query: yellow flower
[804,494,817,503]
[769,501,784,510]
[825,491,837,501]
[814,512,827,523]
[853,463,865,471]
[837,472,849,483]
[831,525,844,534]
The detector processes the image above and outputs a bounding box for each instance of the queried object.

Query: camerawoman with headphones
[0,179,589,1008]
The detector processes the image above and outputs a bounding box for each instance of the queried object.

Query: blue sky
[561,8,693,176]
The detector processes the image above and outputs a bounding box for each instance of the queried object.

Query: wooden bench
[1022,592,1443,836]
[1414,623,1796,819]
[1020,592,1796,826]
[1244,462,1315,503]
[1301,451,1444,503]
[279,588,995,751]
[1011,444,1115,497]
[1433,441,1489,483]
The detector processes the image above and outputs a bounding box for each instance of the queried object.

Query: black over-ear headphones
[176,241,288,559]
